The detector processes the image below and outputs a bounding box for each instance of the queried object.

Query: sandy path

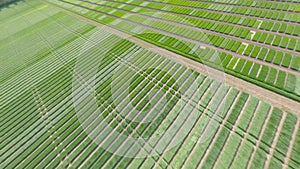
[46,0,300,117]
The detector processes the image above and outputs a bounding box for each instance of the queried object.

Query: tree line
[0,0,24,9]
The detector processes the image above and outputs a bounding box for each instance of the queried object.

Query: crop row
[4,30,131,168]
[0,11,94,84]
[150,0,300,23]
[0,9,262,167]
[58,0,300,102]
[2,1,300,169]
[85,0,300,65]
[244,43,300,71]
[201,0,300,12]
[0,7,99,168]
[0,12,222,168]
[61,0,298,168]
[61,31,237,169]
[111,0,300,37]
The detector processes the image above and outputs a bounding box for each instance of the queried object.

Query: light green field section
[1,0,299,169]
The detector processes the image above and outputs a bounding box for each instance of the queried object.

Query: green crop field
[1,0,300,168]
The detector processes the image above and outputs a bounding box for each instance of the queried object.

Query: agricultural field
[1,0,300,169]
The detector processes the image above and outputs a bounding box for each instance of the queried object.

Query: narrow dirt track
[45,1,300,117]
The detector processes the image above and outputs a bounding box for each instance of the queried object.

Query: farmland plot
[1,0,300,169]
